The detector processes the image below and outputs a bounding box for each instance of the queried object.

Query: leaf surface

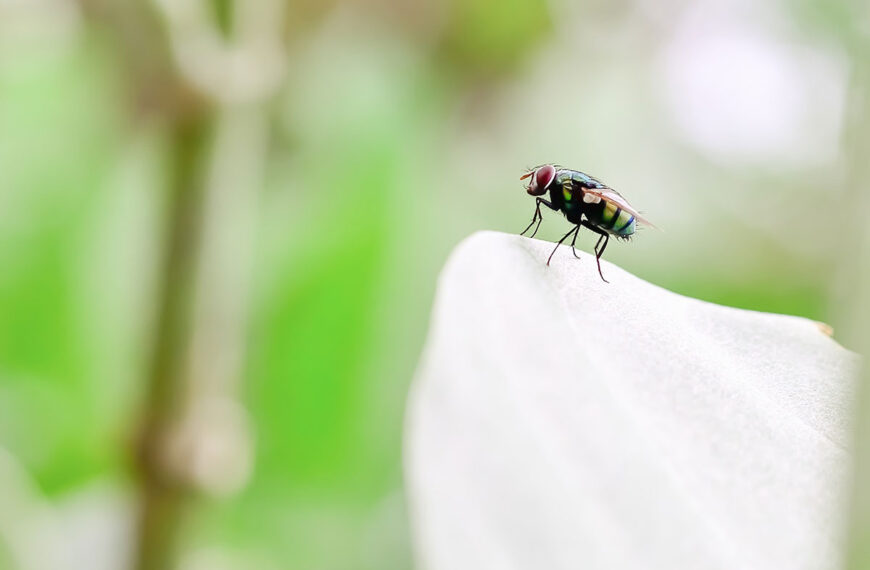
[406,231,859,570]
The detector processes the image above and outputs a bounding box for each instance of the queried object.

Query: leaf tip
[816,321,835,337]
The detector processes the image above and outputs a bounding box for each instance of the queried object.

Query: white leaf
[405,231,860,570]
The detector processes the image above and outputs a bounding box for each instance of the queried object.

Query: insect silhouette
[520,164,654,283]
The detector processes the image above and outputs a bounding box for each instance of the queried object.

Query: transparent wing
[582,187,658,229]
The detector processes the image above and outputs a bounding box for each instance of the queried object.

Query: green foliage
[0,37,124,493]
[439,0,553,76]
[212,0,234,38]
[0,2,862,569]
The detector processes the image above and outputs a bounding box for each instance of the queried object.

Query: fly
[519,164,654,283]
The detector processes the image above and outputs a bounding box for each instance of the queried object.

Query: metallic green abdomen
[598,201,636,236]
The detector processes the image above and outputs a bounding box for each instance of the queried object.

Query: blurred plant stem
[841,7,870,569]
[137,103,265,570]
[135,109,212,570]
[80,1,282,568]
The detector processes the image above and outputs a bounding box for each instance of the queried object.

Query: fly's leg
[547,225,580,266]
[520,204,541,236]
[527,211,544,239]
[570,224,582,259]
[531,198,558,238]
[581,221,611,283]
[521,198,557,239]
[594,233,605,254]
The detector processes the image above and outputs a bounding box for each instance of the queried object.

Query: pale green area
[0,1,866,569]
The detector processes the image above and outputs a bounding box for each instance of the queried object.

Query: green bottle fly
[520,164,654,282]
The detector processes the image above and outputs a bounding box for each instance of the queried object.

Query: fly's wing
[581,187,658,229]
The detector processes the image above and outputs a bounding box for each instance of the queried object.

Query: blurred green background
[0,0,868,569]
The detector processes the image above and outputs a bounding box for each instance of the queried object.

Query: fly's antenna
[520,168,534,180]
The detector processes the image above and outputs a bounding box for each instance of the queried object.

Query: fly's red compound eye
[535,165,556,190]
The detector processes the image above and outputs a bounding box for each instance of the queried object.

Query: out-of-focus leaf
[437,0,552,76]
[0,39,124,493]
[406,231,859,570]
[248,228,384,488]
[212,0,233,37]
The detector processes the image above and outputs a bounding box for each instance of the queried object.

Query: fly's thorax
[552,171,582,206]
[556,170,607,205]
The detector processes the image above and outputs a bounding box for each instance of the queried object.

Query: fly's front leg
[521,198,557,238]
[520,202,541,237]
[537,198,557,211]
[530,198,558,238]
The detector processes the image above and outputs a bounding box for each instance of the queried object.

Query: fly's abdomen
[614,213,636,236]
[599,202,636,236]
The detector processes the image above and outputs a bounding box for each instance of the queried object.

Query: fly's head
[521,164,556,196]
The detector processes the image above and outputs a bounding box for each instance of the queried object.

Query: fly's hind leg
[594,233,605,254]
[581,221,611,283]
